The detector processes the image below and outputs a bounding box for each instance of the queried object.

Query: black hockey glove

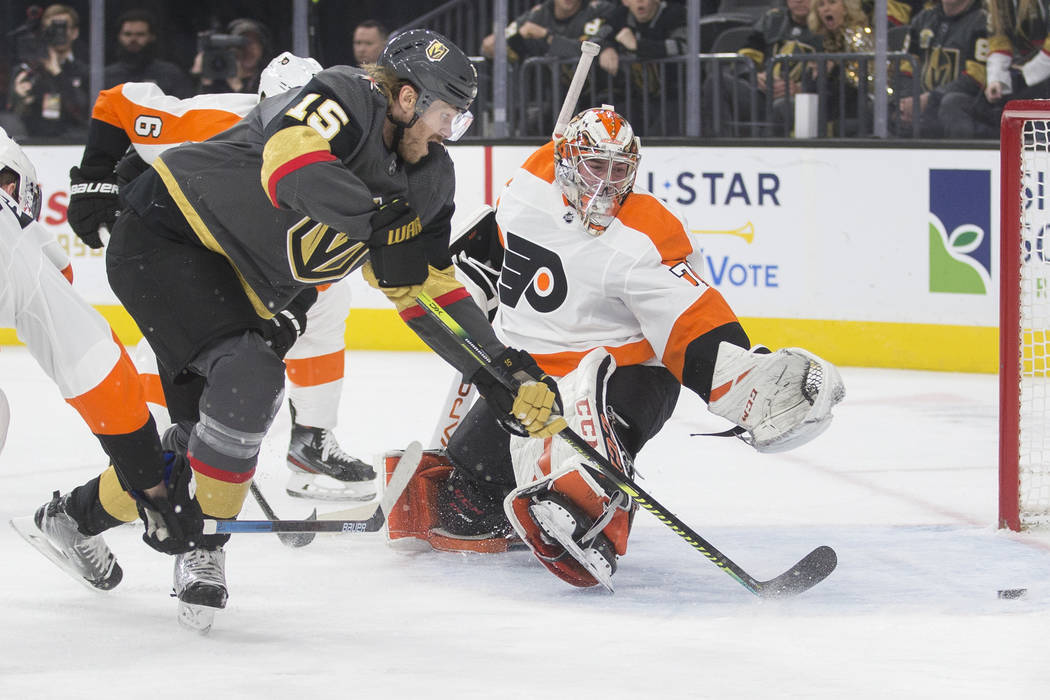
[368,197,427,287]
[470,347,568,439]
[262,287,318,359]
[68,165,120,249]
[132,453,204,555]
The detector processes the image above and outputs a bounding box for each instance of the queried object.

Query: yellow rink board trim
[0,307,998,373]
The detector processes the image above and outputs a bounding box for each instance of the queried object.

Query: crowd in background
[2,0,1044,141]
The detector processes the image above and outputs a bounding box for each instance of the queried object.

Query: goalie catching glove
[469,347,568,439]
[707,342,845,453]
[68,165,120,249]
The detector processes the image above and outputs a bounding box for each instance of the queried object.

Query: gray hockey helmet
[379,29,477,140]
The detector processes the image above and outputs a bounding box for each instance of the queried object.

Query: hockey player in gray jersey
[29,30,567,631]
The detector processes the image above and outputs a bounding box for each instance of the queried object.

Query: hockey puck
[997,588,1027,599]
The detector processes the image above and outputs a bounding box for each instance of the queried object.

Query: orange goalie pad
[384,451,517,554]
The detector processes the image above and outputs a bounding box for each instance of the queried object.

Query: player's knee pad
[504,348,636,588]
[708,342,846,453]
[385,449,517,554]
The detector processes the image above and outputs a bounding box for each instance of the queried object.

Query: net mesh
[1017,119,1050,527]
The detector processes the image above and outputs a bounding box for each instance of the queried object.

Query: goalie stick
[412,291,838,598]
[205,442,423,538]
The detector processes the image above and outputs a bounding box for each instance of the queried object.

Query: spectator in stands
[893,0,988,138]
[481,0,616,61]
[353,20,389,67]
[702,0,821,136]
[798,0,873,136]
[947,0,1049,138]
[7,4,89,141]
[596,0,694,76]
[104,9,193,98]
[192,18,272,95]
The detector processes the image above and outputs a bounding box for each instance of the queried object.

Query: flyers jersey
[493,142,739,385]
[90,82,257,164]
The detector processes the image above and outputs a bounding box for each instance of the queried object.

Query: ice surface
[1,349,1048,699]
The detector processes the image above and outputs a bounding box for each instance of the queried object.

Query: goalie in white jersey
[385,106,845,590]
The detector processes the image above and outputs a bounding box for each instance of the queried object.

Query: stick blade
[277,508,316,547]
[755,545,837,598]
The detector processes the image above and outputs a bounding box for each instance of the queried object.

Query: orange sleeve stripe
[90,85,127,129]
[661,293,740,381]
[521,142,557,183]
[139,372,166,406]
[66,347,151,435]
[91,85,243,143]
[617,194,693,261]
[285,350,345,387]
[60,264,73,284]
[531,339,656,377]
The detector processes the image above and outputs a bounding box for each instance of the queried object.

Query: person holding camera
[191,18,272,95]
[8,4,89,140]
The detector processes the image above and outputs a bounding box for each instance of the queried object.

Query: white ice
[1,348,1048,699]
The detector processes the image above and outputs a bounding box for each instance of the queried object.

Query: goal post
[1000,99,1050,530]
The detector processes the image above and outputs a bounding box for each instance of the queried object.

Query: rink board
[2,144,1003,372]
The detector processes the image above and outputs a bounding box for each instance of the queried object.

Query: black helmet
[379,29,477,113]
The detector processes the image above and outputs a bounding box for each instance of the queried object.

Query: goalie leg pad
[384,450,518,554]
[708,342,845,453]
[505,473,627,590]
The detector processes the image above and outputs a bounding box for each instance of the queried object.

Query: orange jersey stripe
[617,193,693,262]
[60,264,73,284]
[66,345,150,435]
[139,372,166,406]
[662,293,740,381]
[531,339,656,377]
[285,350,345,387]
[521,142,557,184]
[91,84,246,145]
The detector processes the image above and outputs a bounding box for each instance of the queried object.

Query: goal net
[1000,100,1050,530]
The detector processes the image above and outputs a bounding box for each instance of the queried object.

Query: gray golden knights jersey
[135,65,455,318]
[903,1,989,94]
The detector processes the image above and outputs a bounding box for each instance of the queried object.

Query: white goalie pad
[708,342,845,453]
[0,386,9,456]
[507,348,630,488]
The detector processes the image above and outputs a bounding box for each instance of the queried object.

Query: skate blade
[530,504,615,592]
[9,517,115,593]
[177,601,216,633]
[285,473,377,502]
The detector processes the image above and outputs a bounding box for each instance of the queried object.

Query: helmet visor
[418,98,473,142]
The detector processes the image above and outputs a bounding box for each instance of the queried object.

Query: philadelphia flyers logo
[287,216,368,282]
[498,232,567,312]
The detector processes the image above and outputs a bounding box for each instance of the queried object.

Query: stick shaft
[553,41,600,139]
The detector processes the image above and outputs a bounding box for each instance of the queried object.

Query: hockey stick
[553,41,601,140]
[413,292,837,598]
[206,443,423,537]
[248,481,317,547]
[429,373,475,449]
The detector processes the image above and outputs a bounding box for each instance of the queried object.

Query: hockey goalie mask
[0,128,42,221]
[554,107,640,236]
[258,52,322,100]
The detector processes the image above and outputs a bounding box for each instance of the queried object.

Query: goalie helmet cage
[1000,99,1050,531]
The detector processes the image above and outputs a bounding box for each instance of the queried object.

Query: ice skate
[10,491,122,591]
[286,422,377,501]
[174,547,227,633]
[528,494,617,592]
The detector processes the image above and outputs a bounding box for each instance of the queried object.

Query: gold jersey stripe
[152,157,274,319]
